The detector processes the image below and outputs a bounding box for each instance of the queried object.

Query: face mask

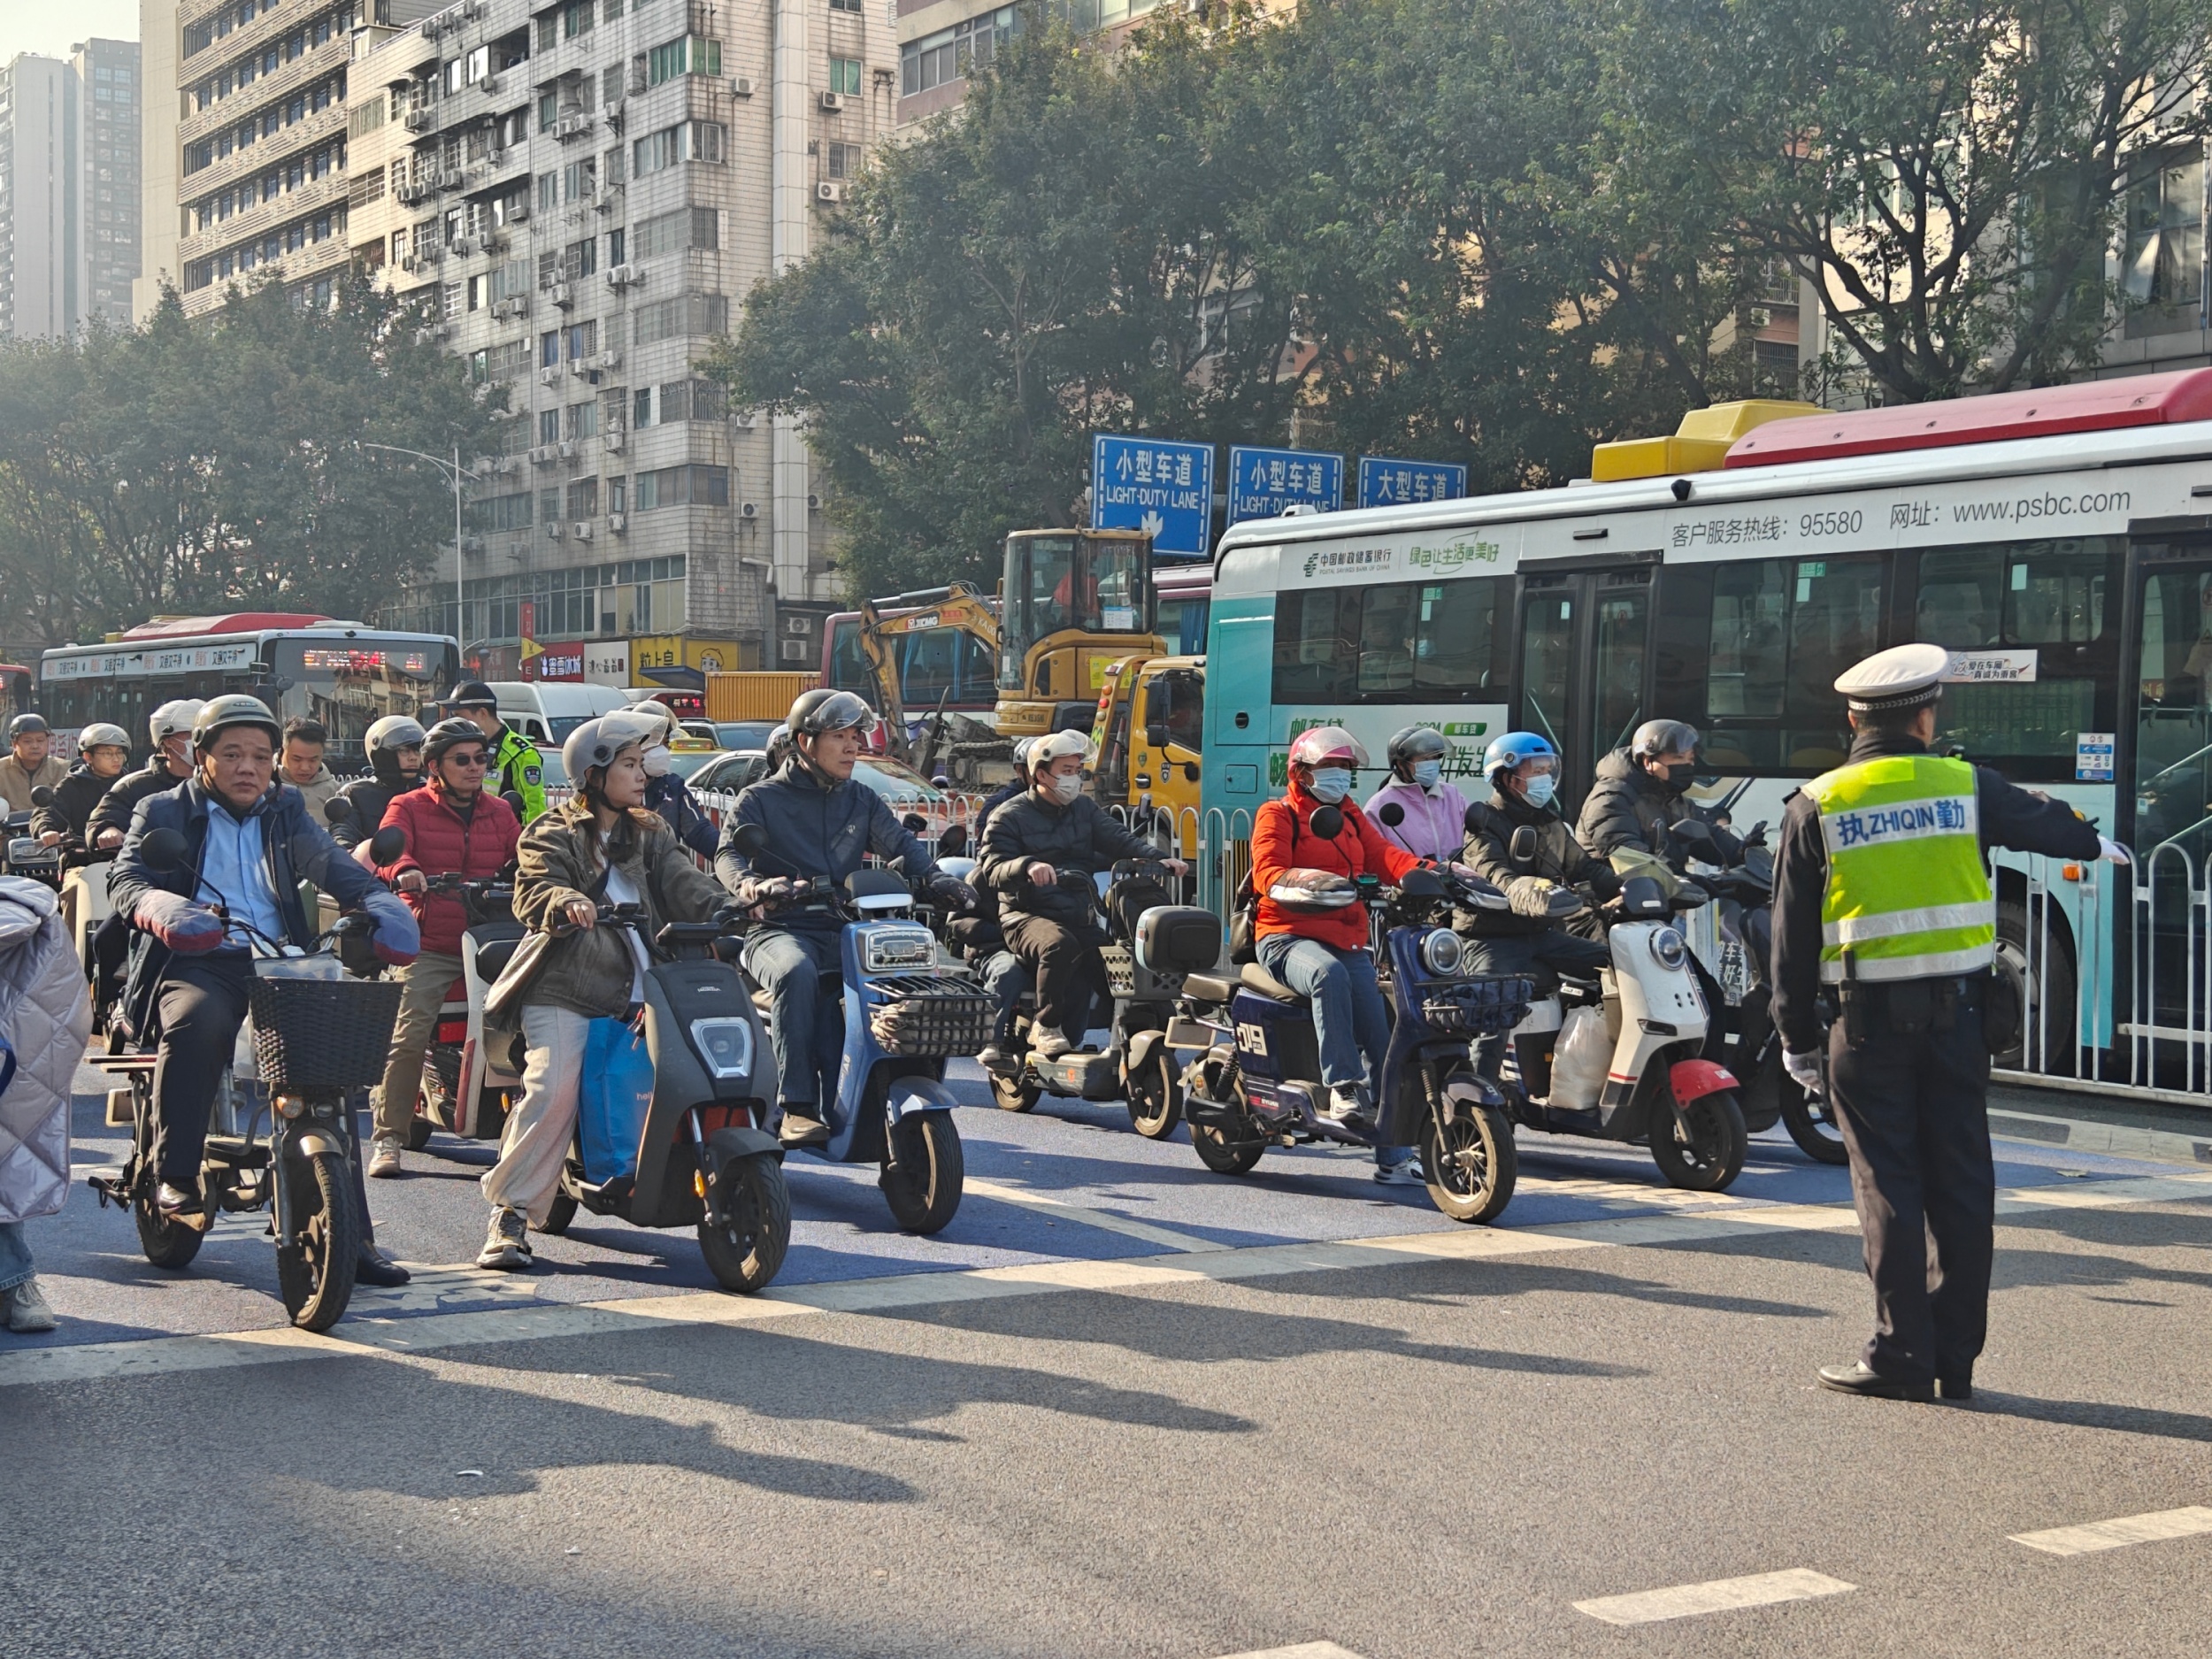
[1306,767,1352,803]
[641,745,673,778]
[1048,771,1083,804]
[1664,762,1696,790]
[1410,759,1444,789]
[1522,772,1557,810]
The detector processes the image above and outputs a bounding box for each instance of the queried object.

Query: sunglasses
[443,752,490,767]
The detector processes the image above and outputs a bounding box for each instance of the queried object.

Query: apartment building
[895,0,1156,127]
[0,41,141,339]
[348,0,894,678]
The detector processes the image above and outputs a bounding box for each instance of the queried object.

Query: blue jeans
[0,1220,33,1294]
[1256,933,1410,1169]
[981,949,1030,1045]
[741,926,845,1109]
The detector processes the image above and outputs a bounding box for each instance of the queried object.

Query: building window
[2124,148,2208,339]
[634,465,730,511]
[648,36,723,87]
[828,57,863,96]
[564,1,596,42]
[826,142,863,181]
[540,410,561,445]
[566,319,599,361]
[541,331,561,368]
[566,403,600,442]
[901,8,1016,98]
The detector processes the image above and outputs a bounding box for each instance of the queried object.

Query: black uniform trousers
[1826,979,1993,1385]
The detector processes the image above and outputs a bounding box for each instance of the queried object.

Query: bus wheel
[1993,898,2074,1072]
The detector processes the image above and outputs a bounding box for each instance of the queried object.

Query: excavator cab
[995,529,1164,740]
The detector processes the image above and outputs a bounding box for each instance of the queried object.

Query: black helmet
[1385,725,1448,777]
[1631,718,1701,761]
[191,695,282,752]
[7,713,49,740]
[787,687,879,737]
[448,680,500,712]
[422,717,490,767]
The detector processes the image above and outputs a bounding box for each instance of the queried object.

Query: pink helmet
[1286,726,1369,769]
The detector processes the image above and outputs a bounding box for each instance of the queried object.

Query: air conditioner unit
[420,19,442,40]
[815,181,842,204]
[569,358,591,377]
[493,295,527,319]
[608,511,626,534]
[418,322,449,343]
[462,0,482,19]
[399,254,420,273]
[479,73,501,96]
[604,429,624,452]
[556,112,593,140]
[557,439,577,458]
[451,236,475,257]
[730,77,755,99]
[806,494,821,511]
[461,534,486,554]
[594,195,615,215]
[605,263,641,288]
[780,640,808,663]
[603,98,624,129]
[733,411,757,429]
[740,501,757,519]
[784,615,809,634]
[549,280,573,308]
[572,520,595,541]
[547,521,565,540]
[539,365,561,387]
[818,91,844,113]
[592,349,622,373]
[529,444,557,465]
[509,201,529,222]
[404,107,433,132]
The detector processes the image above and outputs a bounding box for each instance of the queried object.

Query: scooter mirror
[29,785,54,808]
[1671,818,1717,851]
[140,826,188,872]
[1309,804,1345,840]
[732,821,770,857]
[322,795,352,825]
[1509,826,1539,869]
[367,826,408,867]
[1377,802,1405,827]
[938,823,969,857]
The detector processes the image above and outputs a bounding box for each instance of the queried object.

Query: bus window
[1274,577,1508,705]
[1273,588,1354,702]
[1694,555,1882,770]
[1593,579,1648,755]
[2135,562,2212,853]
[1518,587,1575,755]
[1413,581,1502,694]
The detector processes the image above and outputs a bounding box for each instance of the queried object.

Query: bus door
[1515,564,1653,812]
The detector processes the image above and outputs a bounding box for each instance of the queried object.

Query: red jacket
[1252,784,1421,949]
[376,785,523,956]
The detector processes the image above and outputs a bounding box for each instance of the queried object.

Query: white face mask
[1048,770,1083,804]
[641,745,672,778]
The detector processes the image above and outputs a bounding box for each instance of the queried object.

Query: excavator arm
[855,583,1002,765]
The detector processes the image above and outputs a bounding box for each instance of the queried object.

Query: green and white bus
[1197,370,2212,1097]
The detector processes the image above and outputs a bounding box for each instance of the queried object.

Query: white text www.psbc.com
[1952,489,2131,524]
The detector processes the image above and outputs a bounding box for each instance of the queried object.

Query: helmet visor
[802,691,879,736]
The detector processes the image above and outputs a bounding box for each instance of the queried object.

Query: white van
[488,681,632,744]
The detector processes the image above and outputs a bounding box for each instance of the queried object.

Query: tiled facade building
[0,39,141,339]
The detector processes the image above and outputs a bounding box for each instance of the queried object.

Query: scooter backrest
[1135,904,1221,974]
[1618,872,1670,918]
[847,868,910,910]
[140,826,188,872]
[1508,826,1539,871]
[936,855,980,882]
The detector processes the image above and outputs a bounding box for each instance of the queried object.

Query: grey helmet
[1385,725,1449,779]
[150,699,206,745]
[1631,718,1701,761]
[77,722,132,756]
[786,687,879,737]
[561,709,664,787]
[192,695,282,752]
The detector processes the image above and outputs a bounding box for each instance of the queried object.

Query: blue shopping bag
[579,1017,655,1184]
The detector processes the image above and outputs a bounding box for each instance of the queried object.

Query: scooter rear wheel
[1124,1046,1183,1140]
[405,1110,434,1152]
[991,1070,1042,1113]
[1778,1077,1849,1164]
[881,1113,964,1233]
[134,1178,204,1270]
[698,1154,791,1293]
[1648,1087,1748,1192]
[1422,1103,1517,1224]
[1189,1119,1264,1175]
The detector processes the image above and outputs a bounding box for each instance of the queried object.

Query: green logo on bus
[1409,540,1502,574]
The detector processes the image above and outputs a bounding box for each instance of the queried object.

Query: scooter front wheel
[275,1146,360,1332]
[1124,1046,1183,1140]
[1189,1119,1264,1175]
[133,1176,205,1270]
[991,1069,1042,1113]
[1422,1103,1517,1224]
[1649,1088,1748,1192]
[881,1112,964,1233]
[699,1154,791,1293]
[1778,1077,1849,1164]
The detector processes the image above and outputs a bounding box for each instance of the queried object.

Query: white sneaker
[4,1275,58,1333]
[1323,1086,1369,1123]
[1373,1157,1426,1187]
[476,1208,532,1271]
[366,1135,404,1179]
[1028,1030,1073,1061]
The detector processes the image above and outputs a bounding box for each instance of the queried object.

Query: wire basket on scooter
[1420,974,1535,1037]
[867,973,999,1056]
[246,962,404,1092]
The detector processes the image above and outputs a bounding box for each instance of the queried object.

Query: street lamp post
[359,442,479,644]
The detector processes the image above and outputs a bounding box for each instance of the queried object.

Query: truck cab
[1090,654,1205,826]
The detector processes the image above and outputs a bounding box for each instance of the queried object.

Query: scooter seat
[1181,972,1236,1004]
[470,923,530,981]
[1240,963,1303,1003]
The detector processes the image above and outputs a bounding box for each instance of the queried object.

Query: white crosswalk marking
[1210,1644,1366,1659]
[2010,1505,2212,1556]
[1574,1568,1856,1625]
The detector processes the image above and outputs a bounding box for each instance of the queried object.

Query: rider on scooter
[31,722,131,866]
[108,695,420,1275]
[1250,726,1429,1182]
[329,716,427,851]
[627,702,719,860]
[365,718,524,1179]
[1576,718,1741,864]
[1456,733,1616,1078]
[978,731,1185,1063]
[479,710,725,1269]
[87,701,204,854]
[716,689,962,1147]
[1366,726,1471,862]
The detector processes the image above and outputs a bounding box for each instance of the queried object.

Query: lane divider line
[7,1170,2209,1392]
[2010,1505,2212,1557]
[1574,1567,1857,1625]
[1210,1645,1368,1659]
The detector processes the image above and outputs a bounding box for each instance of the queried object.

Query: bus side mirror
[1146,723,1170,750]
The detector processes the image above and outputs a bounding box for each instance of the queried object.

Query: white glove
[2097,836,2131,865]
[1783,1049,1824,1096]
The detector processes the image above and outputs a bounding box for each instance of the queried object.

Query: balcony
[179,35,350,149]
[181,0,341,84]
[182,100,349,204]
[182,163,350,265]
[181,234,349,319]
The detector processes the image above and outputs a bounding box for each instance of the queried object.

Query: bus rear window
[1272,576,1507,703]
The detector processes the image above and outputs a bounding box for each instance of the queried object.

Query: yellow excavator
[856,582,1008,786]
[993,528,1167,741]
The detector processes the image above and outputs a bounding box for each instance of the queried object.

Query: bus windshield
[270,640,456,762]
[998,534,1150,691]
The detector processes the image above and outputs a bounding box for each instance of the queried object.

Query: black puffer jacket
[1461,789,1617,936]
[30,763,118,866]
[328,760,422,850]
[979,790,1154,933]
[1575,747,1740,864]
[87,761,189,849]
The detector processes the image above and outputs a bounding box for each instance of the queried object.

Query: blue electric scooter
[729,823,990,1233]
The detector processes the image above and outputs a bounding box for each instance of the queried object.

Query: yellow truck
[994,528,1168,741]
[1088,653,1204,826]
[704,670,819,724]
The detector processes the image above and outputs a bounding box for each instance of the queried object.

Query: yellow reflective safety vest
[491,726,549,823]
[1804,753,1994,983]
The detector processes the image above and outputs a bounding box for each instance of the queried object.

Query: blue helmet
[1481,731,1557,786]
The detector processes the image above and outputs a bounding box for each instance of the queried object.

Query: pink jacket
[1364,778,1471,864]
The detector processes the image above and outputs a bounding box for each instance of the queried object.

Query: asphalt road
[4,1062,2209,1657]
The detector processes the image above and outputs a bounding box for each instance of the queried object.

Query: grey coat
[0,875,93,1224]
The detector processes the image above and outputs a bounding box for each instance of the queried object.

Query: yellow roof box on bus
[1590,400,1824,482]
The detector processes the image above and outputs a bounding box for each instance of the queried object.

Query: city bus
[40,614,460,767]
[1198,369,2212,1091]
[1155,561,1212,656]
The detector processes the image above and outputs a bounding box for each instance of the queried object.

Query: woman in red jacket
[365,718,524,1177]
[1252,726,1425,1182]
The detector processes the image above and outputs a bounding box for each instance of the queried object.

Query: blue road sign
[1357,456,1469,510]
[1091,434,1215,557]
[1227,445,1344,525]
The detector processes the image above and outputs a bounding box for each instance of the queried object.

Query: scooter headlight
[1648,926,1687,972]
[863,924,936,972]
[1419,927,1463,978]
[688,1018,753,1081]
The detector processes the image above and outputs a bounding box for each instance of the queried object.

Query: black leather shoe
[778,1110,833,1147]
[354,1250,411,1288]
[1937,1373,1974,1402]
[1817,1361,1933,1402]
[156,1181,208,1227]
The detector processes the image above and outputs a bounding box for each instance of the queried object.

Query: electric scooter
[1486,831,1751,1192]
[729,822,988,1233]
[534,901,792,1294]
[1168,844,1530,1224]
[403,872,524,1151]
[981,859,1221,1139]
[4,806,60,891]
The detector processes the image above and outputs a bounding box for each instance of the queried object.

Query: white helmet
[149,699,205,745]
[365,714,429,755]
[626,701,681,745]
[562,709,664,785]
[1027,730,1094,777]
[78,722,132,753]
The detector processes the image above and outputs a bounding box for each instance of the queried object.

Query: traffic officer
[445,681,549,822]
[1771,642,2124,1403]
